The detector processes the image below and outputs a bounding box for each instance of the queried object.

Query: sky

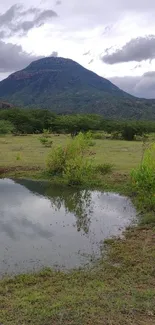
[0,0,155,98]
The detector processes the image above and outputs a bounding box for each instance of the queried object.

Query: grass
[1,227,155,325]
[1,134,155,325]
[0,134,143,176]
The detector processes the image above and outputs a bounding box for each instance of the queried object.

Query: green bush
[94,163,113,175]
[111,131,122,140]
[135,134,149,142]
[131,143,155,211]
[63,156,93,185]
[92,132,109,140]
[84,131,95,146]
[39,137,53,147]
[0,120,14,135]
[47,132,94,184]
[42,129,51,138]
[47,146,66,174]
[39,129,53,147]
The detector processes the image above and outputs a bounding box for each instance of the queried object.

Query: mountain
[0,57,155,119]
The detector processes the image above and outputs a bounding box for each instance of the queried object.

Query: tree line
[1,108,155,140]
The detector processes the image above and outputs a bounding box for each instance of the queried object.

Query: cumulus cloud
[50,51,58,57]
[0,4,58,37]
[0,40,43,73]
[102,36,155,64]
[0,41,59,73]
[0,4,19,26]
[110,72,155,98]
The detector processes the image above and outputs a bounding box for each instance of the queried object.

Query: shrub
[42,129,51,138]
[92,132,109,140]
[47,146,66,174]
[39,129,53,147]
[131,143,155,211]
[63,156,93,185]
[94,163,113,175]
[111,131,122,140]
[47,132,94,184]
[39,137,53,147]
[0,120,14,135]
[84,131,96,146]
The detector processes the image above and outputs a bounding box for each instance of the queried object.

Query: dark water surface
[0,179,136,276]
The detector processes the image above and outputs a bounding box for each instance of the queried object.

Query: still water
[0,179,136,276]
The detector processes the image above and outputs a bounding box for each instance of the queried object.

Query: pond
[0,178,137,276]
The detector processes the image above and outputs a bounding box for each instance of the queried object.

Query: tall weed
[131,143,155,210]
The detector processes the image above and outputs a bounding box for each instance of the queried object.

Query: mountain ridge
[0,57,155,119]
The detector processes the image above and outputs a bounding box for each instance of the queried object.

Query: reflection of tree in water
[15,179,94,235]
[46,187,93,235]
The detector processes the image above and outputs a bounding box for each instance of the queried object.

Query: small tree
[121,125,136,141]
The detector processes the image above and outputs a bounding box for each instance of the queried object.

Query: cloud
[56,0,62,5]
[83,51,91,56]
[0,40,43,73]
[0,4,58,37]
[110,72,155,98]
[102,36,155,64]
[0,40,59,74]
[12,10,57,34]
[0,4,19,26]
[50,51,58,57]
[0,31,5,38]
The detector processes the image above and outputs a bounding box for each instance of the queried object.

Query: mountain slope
[0,57,155,119]
[0,101,13,109]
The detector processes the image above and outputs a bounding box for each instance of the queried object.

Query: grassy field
[1,134,155,325]
[0,134,143,173]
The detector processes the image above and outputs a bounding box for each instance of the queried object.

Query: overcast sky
[0,0,155,98]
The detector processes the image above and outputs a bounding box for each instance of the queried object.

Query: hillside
[0,101,13,109]
[0,57,155,119]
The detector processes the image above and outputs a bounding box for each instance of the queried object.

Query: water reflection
[16,179,93,234]
[0,178,136,276]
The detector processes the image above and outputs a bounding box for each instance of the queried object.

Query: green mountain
[0,57,155,119]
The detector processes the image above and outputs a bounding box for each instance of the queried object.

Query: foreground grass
[1,134,155,324]
[1,226,155,325]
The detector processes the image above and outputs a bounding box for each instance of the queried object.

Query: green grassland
[0,134,143,173]
[0,134,155,325]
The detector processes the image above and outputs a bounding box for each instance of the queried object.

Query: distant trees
[0,108,155,139]
[0,120,14,135]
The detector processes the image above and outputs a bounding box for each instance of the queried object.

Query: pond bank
[1,224,155,325]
